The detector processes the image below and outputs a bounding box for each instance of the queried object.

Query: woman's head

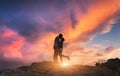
[59,33,63,38]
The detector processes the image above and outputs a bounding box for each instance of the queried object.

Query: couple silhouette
[53,34,70,63]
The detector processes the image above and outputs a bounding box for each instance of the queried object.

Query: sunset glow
[0,0,120,69]
[61,63,69,67]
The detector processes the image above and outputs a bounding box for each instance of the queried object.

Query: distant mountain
[0,58,120,76]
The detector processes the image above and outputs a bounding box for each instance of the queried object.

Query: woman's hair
[59,33,63,38]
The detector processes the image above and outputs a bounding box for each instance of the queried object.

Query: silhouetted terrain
[0,58,120,76]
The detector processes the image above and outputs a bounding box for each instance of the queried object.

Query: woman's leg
[59,48,70,62]
[61,55,70,61]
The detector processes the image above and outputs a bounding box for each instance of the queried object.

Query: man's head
[59,33,63,38]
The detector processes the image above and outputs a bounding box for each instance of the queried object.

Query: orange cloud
[62,0,120,43]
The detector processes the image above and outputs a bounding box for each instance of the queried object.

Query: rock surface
[0,58,120,76]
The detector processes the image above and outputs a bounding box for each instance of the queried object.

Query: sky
[0,0,120,69]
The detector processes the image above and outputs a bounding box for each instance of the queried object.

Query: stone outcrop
[0,58,120,76]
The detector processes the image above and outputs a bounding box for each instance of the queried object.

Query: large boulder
[100,58,120,71]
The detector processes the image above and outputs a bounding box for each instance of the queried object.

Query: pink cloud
[0,26,25,59]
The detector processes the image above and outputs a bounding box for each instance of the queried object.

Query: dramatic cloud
[0,0,120,69]
[0,26,24,58]
[0,26,25,69]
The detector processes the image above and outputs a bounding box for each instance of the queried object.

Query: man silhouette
[53,33,70,63]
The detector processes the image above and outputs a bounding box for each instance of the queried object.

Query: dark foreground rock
[0,58,120,76]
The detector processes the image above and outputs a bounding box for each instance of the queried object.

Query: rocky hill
[0,58,120,76]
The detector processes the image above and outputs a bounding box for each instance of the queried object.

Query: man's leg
[59,50,63,63]
[54,50,57,63]
[54,47,59,63]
